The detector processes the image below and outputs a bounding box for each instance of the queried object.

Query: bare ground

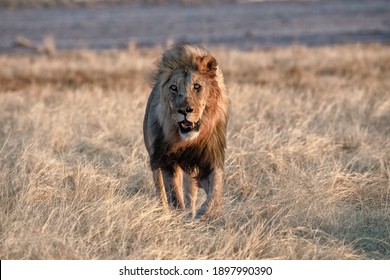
[0,44,390,259]
[1,0,389,52]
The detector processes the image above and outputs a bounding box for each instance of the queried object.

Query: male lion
[143,43,228,219]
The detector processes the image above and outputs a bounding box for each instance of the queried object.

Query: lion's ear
[198,55,218,76]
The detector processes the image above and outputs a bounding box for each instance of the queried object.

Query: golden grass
[1,44,389,259]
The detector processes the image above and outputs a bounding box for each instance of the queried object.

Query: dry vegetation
[0,44,390,259]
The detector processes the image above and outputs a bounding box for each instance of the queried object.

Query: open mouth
[178,119,200,134]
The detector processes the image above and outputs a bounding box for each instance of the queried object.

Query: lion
[143,43,228,219]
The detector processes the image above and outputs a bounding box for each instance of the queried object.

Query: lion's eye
[169,85,177,92]
[194,84,201,91]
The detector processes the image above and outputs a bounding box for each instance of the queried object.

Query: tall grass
[0,44,389,259]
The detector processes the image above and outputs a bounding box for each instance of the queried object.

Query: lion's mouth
[178,119,200,134]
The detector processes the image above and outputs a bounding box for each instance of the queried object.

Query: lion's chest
[150,122,225,179]
[173,146,212,178]
[151,139,213,179]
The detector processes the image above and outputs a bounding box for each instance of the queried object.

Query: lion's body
[143,44,228,218]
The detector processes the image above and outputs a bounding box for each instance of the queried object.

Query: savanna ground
[0,0,233,8]
[0,44,390,260]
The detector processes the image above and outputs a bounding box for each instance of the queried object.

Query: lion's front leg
[196,168,223,219]
[162,166,185,209]
[184,175,199,218]
[153,169,168,209]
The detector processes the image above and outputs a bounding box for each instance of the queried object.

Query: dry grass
[1,44,390,260]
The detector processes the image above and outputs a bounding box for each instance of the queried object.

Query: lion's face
[163,68,211,141]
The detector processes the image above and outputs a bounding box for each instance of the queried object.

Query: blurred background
[1,0,389,53]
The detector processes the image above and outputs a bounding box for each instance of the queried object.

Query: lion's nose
[178,107,193,115]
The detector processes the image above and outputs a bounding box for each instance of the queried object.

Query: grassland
[1,44,390,259]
